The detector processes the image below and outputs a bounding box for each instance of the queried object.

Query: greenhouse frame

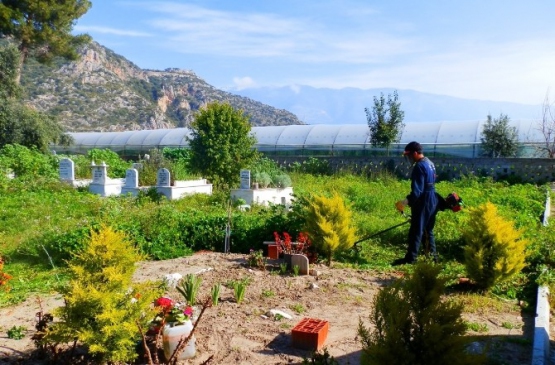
[54,120,546,158]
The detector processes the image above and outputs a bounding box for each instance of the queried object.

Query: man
[393,141,439,265]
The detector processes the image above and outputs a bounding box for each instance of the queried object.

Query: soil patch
[0,252,543,364]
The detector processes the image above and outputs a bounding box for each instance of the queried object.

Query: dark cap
[403,141,422,155]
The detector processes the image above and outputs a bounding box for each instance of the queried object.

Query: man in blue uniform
[393,141,439,265]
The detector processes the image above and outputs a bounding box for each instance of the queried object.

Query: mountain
[231,85,542,124]
[20,41,303,132]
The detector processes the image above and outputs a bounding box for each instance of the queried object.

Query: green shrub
[358,262,477,365]
[87,148,130,178]
[272,173,292,188]
[0,144,58,180]
[303,194,357,265]
[462,202,527,291]
[45,226,161,364]
[253,171,271,188]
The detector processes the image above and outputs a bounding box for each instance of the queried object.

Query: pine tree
[46,226,161,363]
[358,262,477,365]
[0,0,91,83]
[462,202,527,290]
[303,194,357,265]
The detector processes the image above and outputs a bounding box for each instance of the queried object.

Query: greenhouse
[53,119,546,158]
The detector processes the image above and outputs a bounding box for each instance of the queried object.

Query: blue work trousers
[405,193,438,262]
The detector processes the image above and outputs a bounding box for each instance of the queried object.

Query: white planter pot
[162,320,196,360]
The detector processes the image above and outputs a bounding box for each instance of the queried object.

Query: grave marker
[59,158,75,182]
[157,168,171,187]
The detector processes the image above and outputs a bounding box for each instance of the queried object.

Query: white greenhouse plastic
[55,120,545,158]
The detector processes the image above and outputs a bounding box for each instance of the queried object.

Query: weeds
[7,325,26,339]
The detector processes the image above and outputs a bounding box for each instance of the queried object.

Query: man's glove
[395,199,408,212]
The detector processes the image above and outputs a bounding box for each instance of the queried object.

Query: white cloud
[233,77,257,90]
[74,25,151,37]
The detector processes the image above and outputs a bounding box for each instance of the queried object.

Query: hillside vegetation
[20,41,303,132]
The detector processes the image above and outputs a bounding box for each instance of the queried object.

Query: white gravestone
[125,168,138,188]
[157,168,171,187]
[59,158,75,182]
[240,169,251,189]
[91,161,108,185]
[89,161,122,197]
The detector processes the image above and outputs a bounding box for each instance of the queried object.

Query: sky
[74,0,555,105]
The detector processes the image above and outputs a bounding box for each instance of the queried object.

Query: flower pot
[162,320,196,361]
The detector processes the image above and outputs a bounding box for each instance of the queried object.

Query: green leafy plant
[261,289,275,298]
[279,262,288,274]
[462,202,528,291]
[7,325,26,340]
[292,265,300,276]
[302,347,339,364]
[232,277,250,304]
[290,303,305,314]
[177,274,203,306]
[464,321,489,333]
[211,283,221,306]
[247,249,267,270]
[358,261,475,365]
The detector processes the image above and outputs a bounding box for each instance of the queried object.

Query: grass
[464,321,489,333]
[0,171,551,312]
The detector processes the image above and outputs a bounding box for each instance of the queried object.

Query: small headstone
[91,161,108,184]
[157,168,170,187]
[240,169,251,189]
[291,254,310,275]
[59,158,75,182]
[125,168,138,188]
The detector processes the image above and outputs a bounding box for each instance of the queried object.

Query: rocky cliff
[20,41,303,132]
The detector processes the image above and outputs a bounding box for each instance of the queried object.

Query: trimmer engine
[437,192,463,212]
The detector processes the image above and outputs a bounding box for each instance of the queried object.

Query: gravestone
[59,158,75,182]
[240,169,251,189]
[157,168,171,187]
[125,168,138,188]
[89,161,122,197]
[91,161,108,184]
[291,254,310,275]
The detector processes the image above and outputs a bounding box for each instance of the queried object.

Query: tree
[303,194,357,266]
[365,90,405,155]
[537,93,555,158]
[358,262,473,365]
[0,43,21,99]
[480,114,519,158]
[0,44,72,151]
[187,101,258,188]
[0,0,91,83]
[462,202,527,291]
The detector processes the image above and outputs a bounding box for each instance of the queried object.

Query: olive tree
[0,0,91,83]
[365,90,405,155]
[187,102,258,189]
[480,114,519,158]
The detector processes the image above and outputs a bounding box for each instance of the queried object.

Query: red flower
[155,297,174,310]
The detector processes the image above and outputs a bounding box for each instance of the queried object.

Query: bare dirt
[0,252,549,365]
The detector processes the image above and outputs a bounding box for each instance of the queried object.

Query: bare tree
[537,93,555,158]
